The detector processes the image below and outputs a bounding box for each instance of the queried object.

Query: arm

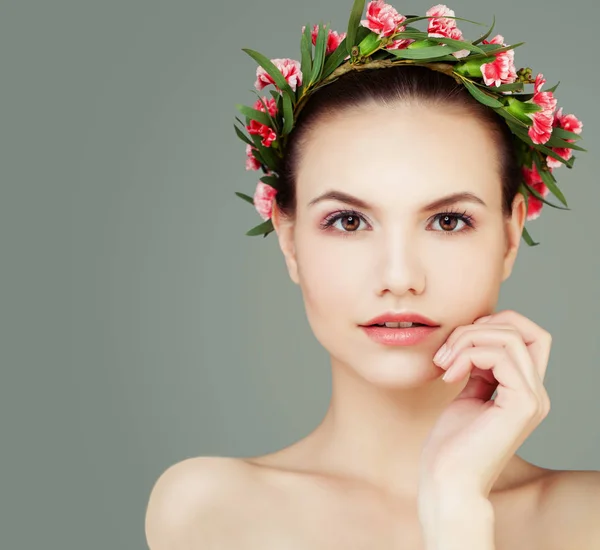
[418,487,496,550]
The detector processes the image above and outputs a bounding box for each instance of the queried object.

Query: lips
[362,311,439,327]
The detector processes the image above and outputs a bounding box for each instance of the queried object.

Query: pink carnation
[546,108,583,169]
[246,97,278,148]
[522,163,550,221]
[302,24,346,55]
[527,74,558,145]
[361,0,406,38]
[255,58,302,92]
[253,181,278,221]
[426,4,469,58]
[480,35,517,87]
[245,144,261,171]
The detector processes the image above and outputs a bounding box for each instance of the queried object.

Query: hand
[418,309,552,500]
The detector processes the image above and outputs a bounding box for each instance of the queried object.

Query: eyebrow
[307,190,487,212]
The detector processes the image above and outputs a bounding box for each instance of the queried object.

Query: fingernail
[475,315,492,323]
[434,344,447,363]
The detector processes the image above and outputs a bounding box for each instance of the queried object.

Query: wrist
[418,490,495,550]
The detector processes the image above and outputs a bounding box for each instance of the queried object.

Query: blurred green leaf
[552,127,582,141]
[260,174,279,187]
[473,14,496,45]
[461,78,504,108]
[251,91,280,131]
[533,154,569,206]
[298,24,313,96]
[236,104,272,127]
[246,218,274,236]
[235,191,255,205]
[545,134,586,152]
[242,48,294,97]
[429,36,486,54]
[310,22,329,84]
[389,45,459,59]
[234,123,253,146]
[521,225,539,246]
[346,0,366,54]
[282,91,294,134]
[465,42,524,61]
[401,14,486,27]
[522,181,569,210]
[249,134,280,170]
[322,36,350,79]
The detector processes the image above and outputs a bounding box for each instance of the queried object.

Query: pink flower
[426,4,469,58]
[302,24,346,55]
[546,108,583,168]
[386,36,414,50]
[360,0,406,38]
[253,181,278,221]
[255,58,302,92]
[522,164,550,221]
[245,144,261,171]
[480,35,517,87]
[527,74,558,145]
[246,97,278,148]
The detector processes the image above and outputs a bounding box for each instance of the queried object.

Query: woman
[145,3,598,549]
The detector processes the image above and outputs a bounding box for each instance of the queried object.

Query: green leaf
[346,0,366,54]
[251,91,280,132]
[390,30,429,40]
[460,78,504,108]
[428,36,486,55]
[310,22,329,85]
[464,42,524,61]
[536,143,573,168]
[235,191,254,205]
[242,48,294,97]
[521,225,539,247]
[545,134,587,152]
[522,182,569,210]
[260,174,279,188]
[236,103,273,127]
[246,218,274,236]
[546,81,560,93]
[400,15,486,27]
[532,154,569,207]
[298,24,313,96]
[234,123,254,146]
[322,36,350,79]
[249,134,280,170]
[282,91,294,134]
[388,45,461,59]
[495,107,530,130]
[552,127,582,141]
[485,82,525,93]
[473,14,496,45]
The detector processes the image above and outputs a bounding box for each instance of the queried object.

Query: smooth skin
[145,101,600,549]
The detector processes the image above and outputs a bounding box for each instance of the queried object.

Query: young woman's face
[274,101,526,387]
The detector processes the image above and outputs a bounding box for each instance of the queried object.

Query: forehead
[296,102,503,211]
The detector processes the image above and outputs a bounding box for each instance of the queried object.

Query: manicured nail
[434,344,447,363]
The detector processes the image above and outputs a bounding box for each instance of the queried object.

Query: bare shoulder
[144,456,253,550]
[536,469,600,550]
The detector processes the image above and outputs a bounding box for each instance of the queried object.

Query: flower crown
[233,0,585,246]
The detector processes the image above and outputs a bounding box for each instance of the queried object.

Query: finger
[437,325,540,391]
[475,310,552,381]
[442,346,529,394]
[443,346,548,421]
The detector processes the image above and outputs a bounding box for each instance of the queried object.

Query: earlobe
[271,205,300,285]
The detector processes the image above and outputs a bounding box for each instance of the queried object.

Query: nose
[376,232,426,298]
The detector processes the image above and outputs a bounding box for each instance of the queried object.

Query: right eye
[320,210,370,234]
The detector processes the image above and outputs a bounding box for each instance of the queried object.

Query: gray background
[2,0,598,548]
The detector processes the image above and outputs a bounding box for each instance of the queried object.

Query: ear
[501,192,527,282]
[271,203,300,285]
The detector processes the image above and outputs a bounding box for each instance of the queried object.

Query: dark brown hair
[275,65,521,219]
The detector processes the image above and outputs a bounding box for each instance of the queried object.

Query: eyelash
[319,208,476,237]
